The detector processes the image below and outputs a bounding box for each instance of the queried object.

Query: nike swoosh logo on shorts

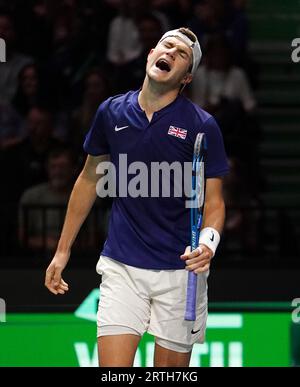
[115,125,129,131]
[191,328,201,334]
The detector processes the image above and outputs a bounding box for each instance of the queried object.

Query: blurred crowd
[0,0,262,259]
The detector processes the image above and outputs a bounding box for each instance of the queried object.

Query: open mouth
[155,58,171,72]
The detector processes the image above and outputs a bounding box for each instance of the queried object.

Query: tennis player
[45,27,229,367]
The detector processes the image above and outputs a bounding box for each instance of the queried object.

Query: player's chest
[107,112,194,163]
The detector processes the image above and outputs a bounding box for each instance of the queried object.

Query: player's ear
[182,73,193,86]
[146,49,154,63]
[147,49,154,59]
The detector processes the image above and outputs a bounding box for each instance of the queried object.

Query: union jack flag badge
[168,126,188,140]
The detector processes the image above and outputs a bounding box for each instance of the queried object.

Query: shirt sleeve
[83,99,110,156]
[202,116,229,178]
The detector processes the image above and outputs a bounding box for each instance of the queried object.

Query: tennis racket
[185,132,206,321]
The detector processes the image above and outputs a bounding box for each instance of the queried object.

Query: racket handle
[185,271,197,321]
[185,224,199,321]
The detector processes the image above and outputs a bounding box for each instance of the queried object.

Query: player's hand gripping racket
[185,133,206,321]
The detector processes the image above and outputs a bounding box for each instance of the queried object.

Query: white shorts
[96,255,208,353]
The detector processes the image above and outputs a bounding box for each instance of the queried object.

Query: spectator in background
[192,35,255,112]
[0,106,62,255]
[106,0,143,67]
[187,0,225,46]
[187,0,250,68]
[225,0,258,88]
[2,107,62,202]
[12,63,54,118]
[0,101,24,149]
[107,0,169,67]
[70,68,110,154]
[222,157,261,255]
[46,11,76,108]
[12,63,68,141]
[19,146,109,256]
[116,13,164,91]
[107,0,169,93]
[191,35,256,156]
[77,0,117,61]
[19,147,76,253]
[0,9,33,103]
[45,4,97,110]
[225,0,249,67]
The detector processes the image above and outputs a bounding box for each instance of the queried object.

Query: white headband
[158,29,202,75]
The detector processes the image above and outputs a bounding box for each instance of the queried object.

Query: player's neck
[138,77,179,121]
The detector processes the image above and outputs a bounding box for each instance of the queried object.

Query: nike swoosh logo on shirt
[115,125,129,131]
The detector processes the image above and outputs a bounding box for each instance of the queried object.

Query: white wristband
[198,227,220,257]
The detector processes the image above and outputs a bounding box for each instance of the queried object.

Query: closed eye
[164,42,173,49]
[179,50,188,59]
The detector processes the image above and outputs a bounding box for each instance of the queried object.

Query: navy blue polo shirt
[84,90,229,269]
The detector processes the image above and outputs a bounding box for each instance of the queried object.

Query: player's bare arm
[181,177,225,273]
[45,154,110,295]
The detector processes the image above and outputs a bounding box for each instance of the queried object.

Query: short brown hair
[178,27,197,44]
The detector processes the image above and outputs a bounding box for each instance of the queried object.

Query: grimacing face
[146,36,193,88]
